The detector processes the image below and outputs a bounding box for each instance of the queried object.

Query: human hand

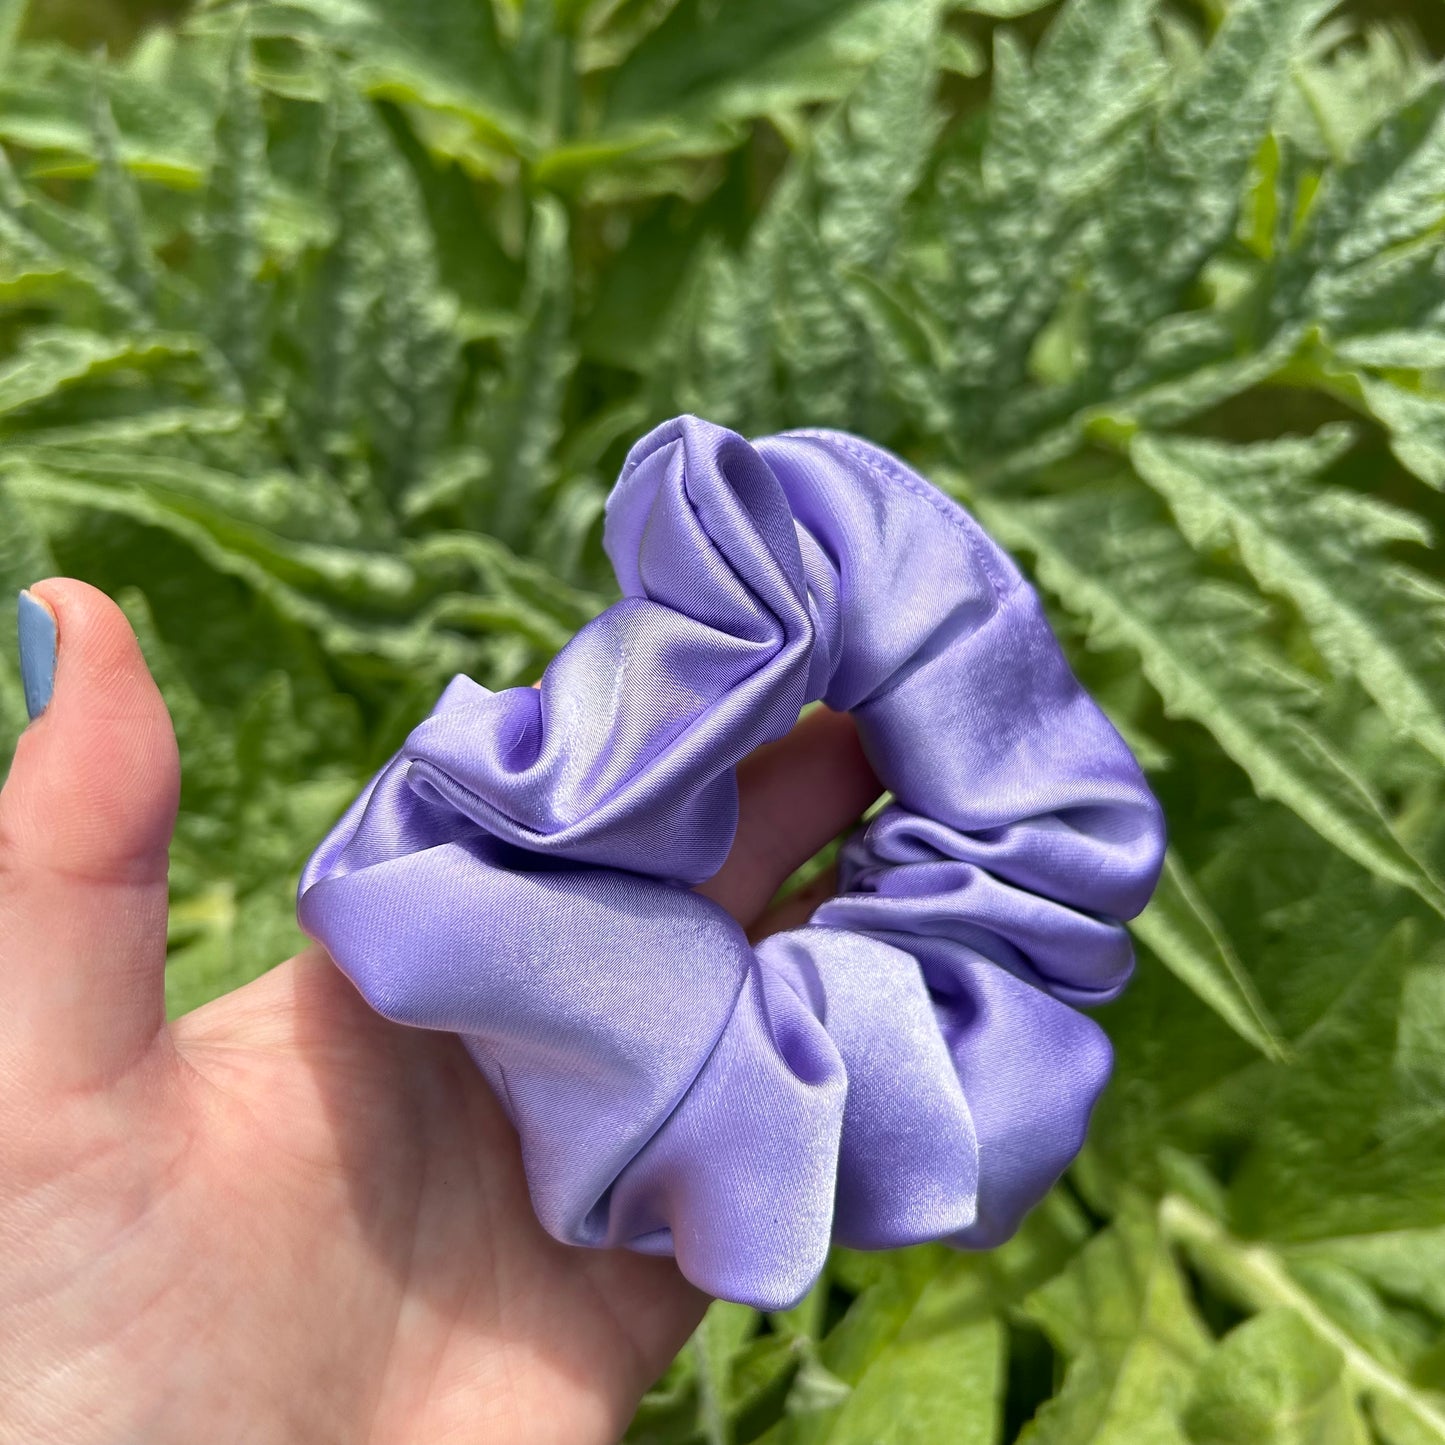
[0,581,881,1445]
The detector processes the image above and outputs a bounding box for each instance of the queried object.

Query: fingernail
[17,590,57,721]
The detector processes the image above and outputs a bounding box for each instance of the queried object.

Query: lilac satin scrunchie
[297,416,1166,1309]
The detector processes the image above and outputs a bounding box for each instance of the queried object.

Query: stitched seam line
[781,428,1015,600]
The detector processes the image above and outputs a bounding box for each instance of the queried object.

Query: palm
[173,948,704,1444]
[0,581,879,1445]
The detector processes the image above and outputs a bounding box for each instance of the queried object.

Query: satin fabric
[298,416,1166,1309]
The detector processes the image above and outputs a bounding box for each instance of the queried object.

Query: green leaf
[922,0,1164,433]
[841,271,951,436]
[0,328,206,419]
[577,198,711,371]
[1357,379,1445,492]
[0,482,50,599]
[983,0,1161,200]
[0,0,27,70]
[5,463,458,671]
[308,86,459,503]
[978,484,1445,917]
[0,32,216,183]
[244,0,527,163]
[1282,18,1438,164]
[1184,1309,1370,1445]
[782,1352,851,1418]
[938,31,985,79]
[1018,1199,1211,1444]
[1271,81,1445,343]
[1081,0,1333,381]
[1284,1229,1445,1326]
[693,1302,760,1445]
[1165,1193,1445,1445]
[1311,83,1445,278]
[812,0,940,273]
[472,193,574,547]
[602,0,904,128]
[659,46,947,439]
[803,1315,1000,1444]
[1130,428,1445,769]
[0,147,142,323]
[768,1248,1003,1445]
[660,236,775,433]
[200,16,269,394]
[88,82,156,313]
[967,17,1445,466]
[958,0,1054,15]
[775,206,869,431]
[1229,925,1445,1241]
[1132,848,1289,1062]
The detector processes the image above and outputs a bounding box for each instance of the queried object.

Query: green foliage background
[2,0,1444,1437]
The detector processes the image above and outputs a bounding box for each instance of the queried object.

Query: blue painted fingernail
[17,590,57,721]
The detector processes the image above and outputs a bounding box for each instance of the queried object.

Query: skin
[0,579,882,1445]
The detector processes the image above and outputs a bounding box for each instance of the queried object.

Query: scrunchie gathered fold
[298,415,1166,1309]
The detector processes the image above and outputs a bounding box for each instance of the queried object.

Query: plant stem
[1160,1195,1445,1441]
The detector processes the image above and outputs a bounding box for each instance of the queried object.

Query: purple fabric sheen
[297,414,1166,1310]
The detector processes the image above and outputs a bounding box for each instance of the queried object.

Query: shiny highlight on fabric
[298,416,1167,1308]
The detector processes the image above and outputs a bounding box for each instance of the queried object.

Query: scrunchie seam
[781,428,1015,601]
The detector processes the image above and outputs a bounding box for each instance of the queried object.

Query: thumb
[0,580,180,1093]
